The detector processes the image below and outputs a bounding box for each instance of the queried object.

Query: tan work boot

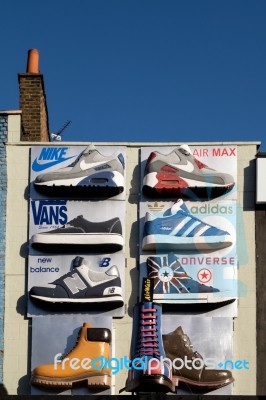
[31,323,111,389]
[163,326,234,390]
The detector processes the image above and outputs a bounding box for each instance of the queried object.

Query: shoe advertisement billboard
[30,145,126,201]
[28,145,126,394]
[31,315,113,395]
[139,146,238,312]
[122,145,239,395]
[27,253,125,317]
[162,315,235,395]
[28,199,125,254]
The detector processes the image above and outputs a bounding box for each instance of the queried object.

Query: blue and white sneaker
[34,144,125,197]
[147,255,234,304]
[142,199,233,251]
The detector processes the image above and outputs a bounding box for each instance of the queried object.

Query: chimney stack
[18,49,50,142]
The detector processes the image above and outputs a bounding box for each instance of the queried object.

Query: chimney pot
[26,49,39,73]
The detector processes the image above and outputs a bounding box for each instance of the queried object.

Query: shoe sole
[34,184,124,198]
[34,172,124,198]
[153,293,236,304]
[142,234,233,251]
[31,233,124,248]
[34,171,124,190]
[30,294,124,304]
[31,372,111,389]
[173,375,234,389]
[143,173,234,200]
[126,374,175,393]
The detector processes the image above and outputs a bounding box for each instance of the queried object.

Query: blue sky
[1,0,266,147]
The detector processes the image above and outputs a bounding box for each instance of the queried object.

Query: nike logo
[32,156,75,172]
[168,161,194,173]
[79,160,111,171]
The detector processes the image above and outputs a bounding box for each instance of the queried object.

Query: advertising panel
[29,199,125,254]
[30,145,126,201]
[31,315,113,395]
[28,253,125,318]
[125,145,239,395]
[162,315,234,395]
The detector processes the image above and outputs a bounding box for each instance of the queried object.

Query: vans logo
[31,200,68,225]
[32,147,75,172]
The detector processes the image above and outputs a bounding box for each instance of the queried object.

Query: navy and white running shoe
[29,256,124,304]
[147,255,234,304]
[34,144,125,196]
[31,215,124,251]
[142,199,233,251]
[143,144,234,199]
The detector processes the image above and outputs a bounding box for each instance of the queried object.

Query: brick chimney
[18,49,50,142]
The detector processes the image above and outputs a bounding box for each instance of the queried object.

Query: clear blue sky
[1,0,266,147]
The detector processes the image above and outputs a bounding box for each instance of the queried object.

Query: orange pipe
[26,49,39,73]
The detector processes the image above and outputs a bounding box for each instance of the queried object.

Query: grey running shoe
[31,215,123,251]
[143,144,234,199]
[30,256,124,304]
[34,144,125,197]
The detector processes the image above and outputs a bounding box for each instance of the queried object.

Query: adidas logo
[147,202,165,212]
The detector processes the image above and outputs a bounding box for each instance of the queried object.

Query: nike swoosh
[168,161,194,173]
[79,160,110,171]
[32,156,75,172]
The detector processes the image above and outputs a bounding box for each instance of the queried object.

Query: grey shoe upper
[145,145,234,186]
[35,144,124,183]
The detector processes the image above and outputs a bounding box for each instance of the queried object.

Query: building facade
[2,122,259,394]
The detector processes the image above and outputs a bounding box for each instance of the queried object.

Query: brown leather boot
[163,326,234,389]
[31,323,111,389]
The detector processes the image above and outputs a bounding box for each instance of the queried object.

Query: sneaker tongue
[169,199,190,215]
[83,143,96,155]
[72,256,84,268]
[170,199,183,214]
[178,144,192,154]
[73,256,90,269]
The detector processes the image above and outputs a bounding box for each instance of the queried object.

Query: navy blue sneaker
[147,255,234,304]
[29,256,124,304]
[142,200,233,251]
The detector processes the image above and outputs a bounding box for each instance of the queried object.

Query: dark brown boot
[163,326,234,389]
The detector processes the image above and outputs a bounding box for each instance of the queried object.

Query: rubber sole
[31,233,124,249]
[126,374,175,393]
[31,372,111,389]
[30,294,124,304]
[34,171,124,199]
[173,375,234,389]
[34,184,124,199]
[142,234,233,251]
[143,184,235,200]
[153,293,236,304]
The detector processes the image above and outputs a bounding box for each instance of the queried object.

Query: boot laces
[183,335,203,360]
[137,307,160,357]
